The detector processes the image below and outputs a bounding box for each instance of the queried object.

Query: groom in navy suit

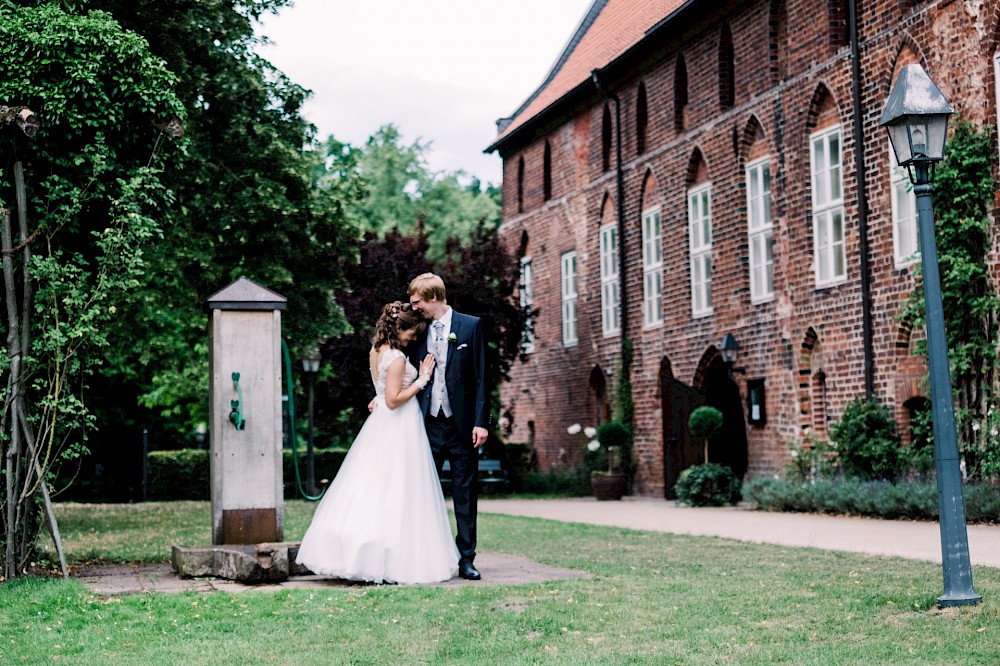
[408,273,489,580]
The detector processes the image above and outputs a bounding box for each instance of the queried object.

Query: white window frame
[519,256,534,353]
[810,125,846,287]
[688,184,713,318]
[561,251,578,346]
[599,224,620,336]
[889,142,918,267]
[745,157,774,303]
[642,206,663,327]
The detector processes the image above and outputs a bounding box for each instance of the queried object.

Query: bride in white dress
[295,302,459,584]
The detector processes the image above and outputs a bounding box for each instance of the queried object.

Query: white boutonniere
[447,333,457,345]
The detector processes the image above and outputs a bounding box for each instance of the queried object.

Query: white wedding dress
[295,348,459,584]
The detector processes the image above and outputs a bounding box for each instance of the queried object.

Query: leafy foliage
[582,422,632,476]
[0,2,185,574]
[143,448,349,501]
[675,463,741,507]
[784,433,839,481]
[339,125,501,260]
[688,406,724,439]
[317,230,433,438]
[828,397,902,481]
[744,476,1000,523]
[902,119,1000,479]
[54,0,362,440]
[317,223,524,442]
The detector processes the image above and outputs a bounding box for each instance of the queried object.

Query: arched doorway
[696,351,749,480]
[660,357,703,498]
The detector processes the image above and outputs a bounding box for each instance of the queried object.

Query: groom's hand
[472,426,488,448]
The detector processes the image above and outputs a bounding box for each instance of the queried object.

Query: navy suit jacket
[411,310,489,442]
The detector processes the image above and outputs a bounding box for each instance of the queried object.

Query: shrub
[502,441,534,492]
[785,433,839,481]
[675,463,741,507]
[688,406,724,438]
[518,470,591,496]
[583,422,633,477]
[742,476,956,520]
[147,449,210,500]
[146,448,349,501]
[829,397,903,481]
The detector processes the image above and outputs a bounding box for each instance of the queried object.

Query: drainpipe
[849,0,875,398]
[591,68,628,347]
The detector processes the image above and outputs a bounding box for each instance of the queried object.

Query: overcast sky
[256,0,593,186]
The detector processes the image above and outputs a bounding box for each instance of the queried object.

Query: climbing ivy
[902,119,1000,479]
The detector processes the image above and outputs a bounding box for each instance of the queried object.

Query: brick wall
[496,0,1000,497]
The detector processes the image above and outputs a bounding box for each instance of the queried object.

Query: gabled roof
[207,277,287,311]
[487,0,692,154]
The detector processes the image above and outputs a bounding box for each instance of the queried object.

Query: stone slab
[172,542,302,582]
[75,551,589,596]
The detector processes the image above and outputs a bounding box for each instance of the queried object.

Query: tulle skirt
[295,396,458,584]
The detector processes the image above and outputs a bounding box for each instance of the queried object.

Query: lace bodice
[372,348,418,398]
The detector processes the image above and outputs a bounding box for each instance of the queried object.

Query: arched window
[636,82,648,154]
[719,23,735,109]
[674,55,688,131]
[543,141,552,201]
[517,156,525,213]
[601,105,612,172]
[589,366,611,426]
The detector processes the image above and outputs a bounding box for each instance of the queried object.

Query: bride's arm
[384,355,434,409]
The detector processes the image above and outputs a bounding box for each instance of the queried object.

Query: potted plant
[569,421,631,500]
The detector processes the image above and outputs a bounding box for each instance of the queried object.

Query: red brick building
[486,0,1000,497]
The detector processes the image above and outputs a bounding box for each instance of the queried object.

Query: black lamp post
[300,355,321,496]
[880,64,980,608]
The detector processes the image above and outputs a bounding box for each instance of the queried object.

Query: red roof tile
[490,0,689,150]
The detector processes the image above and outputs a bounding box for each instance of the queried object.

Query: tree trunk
[2,207,23,579]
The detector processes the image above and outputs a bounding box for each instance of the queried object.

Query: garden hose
[282,338,326,501]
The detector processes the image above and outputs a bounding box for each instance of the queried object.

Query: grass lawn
[0,500,997,665]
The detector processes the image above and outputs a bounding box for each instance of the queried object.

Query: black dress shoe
[459,562,481,580]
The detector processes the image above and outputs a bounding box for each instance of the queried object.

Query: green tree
[344,125,500,260]
[44,0,363,443]
[0,3,184,578]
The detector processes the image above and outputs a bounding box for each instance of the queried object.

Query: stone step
[171,542,310,582]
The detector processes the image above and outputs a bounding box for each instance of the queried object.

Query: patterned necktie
[432,321,445,362]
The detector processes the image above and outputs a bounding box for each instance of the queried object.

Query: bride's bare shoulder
[372,345,402,362]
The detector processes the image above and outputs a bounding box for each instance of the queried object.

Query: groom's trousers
[426,412,478,564]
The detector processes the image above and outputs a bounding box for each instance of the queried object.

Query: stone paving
[74,551,589,596]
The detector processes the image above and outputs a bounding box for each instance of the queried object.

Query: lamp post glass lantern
[300,356,321,495]
[880,64,980,608]
[719,333,745,377]
[719,333,740,365]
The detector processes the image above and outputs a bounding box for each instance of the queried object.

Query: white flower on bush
[570,424,602,452]
[972,422,981,432]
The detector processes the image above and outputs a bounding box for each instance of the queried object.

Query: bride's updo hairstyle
[372,301,426,349]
